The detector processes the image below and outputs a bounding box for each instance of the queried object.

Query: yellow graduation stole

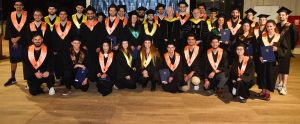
[190,18,204,24]
[122,50,132,67]
[44,16,60,31]
[72,14,87,29]
[144,22,157,36]
[140,52,152,68]
[164,17,178,22]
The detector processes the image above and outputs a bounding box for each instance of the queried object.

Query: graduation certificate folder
[260,46,275,62]
[220,29,230,43]
[75,68,88,83]
[159,69,170,83]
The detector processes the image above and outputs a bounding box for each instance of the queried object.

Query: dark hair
[100,40,112,53]
[187,33,196,39]
[32,9,44,17]
[215,17,228,29]
[32,31,43,39]
[266,19,279,33]
[197,3,206,10]
[119,40,132,54]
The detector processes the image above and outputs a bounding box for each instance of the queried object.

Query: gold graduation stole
[190,18,205,24]
[105,17,120,35]
[72,14,87,29]
[122,50,132,67]
[44,16,60,31]
[164,17,178,22]
[176,13,190,25]
[84,20,99,31]
[164,52,180,71]
[11,11,27,32]
[184,46,199,67]
[140,52,152,68]
[99,52,114,73]
[28,44,47,69]
[262,33,280,46]
[55,21,72,40]
[144,22,157,36]
[207,48,223,71]
[238,56,249,77]
[29,22,47,36]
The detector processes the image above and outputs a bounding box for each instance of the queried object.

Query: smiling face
[210,12,217,18]
[76,5,84,14]
[144,40,152,49]
[32,35,43,47]
[278,12,288,21]
[259,17,267,25]
[266,21,276,33]
[218,17,225,26]
[33,11,43,22]
[118,8,126,17]
[167,44,176,53]
[102,43,110,53]
[192,9,200,19]
[109,7,117,16]
[131,15,138,23]
[157,7,165,15]
[48,7,57,15]
[236,46,245,56]
[59,11,68,21]
[242,23,250,32]
[14,2,24,11]
[210,39,220,49]
[187,36,196,46]
[71,40,81,50]
[231,10,239,19]
[121,41,129,49]
[87,10,95,20]
[179,4,187,12]
[166,7,174,17]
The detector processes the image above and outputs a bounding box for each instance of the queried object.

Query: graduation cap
[209,7,219,13]
[257,14,270,18]
[178,1,189,7]
[146,9,156,15]
[74,0,86,7]
[240,18,253,25]
[137,6,148,11]
[96,12,106,18]
[244,8,257,15]
[156,3,166,10]
[118,5,127,12]
[128,11,138,18]
[277,6,292,14]
[84,5,96,13]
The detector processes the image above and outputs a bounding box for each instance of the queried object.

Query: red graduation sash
[11,11,27,32]
[238,56,249,77]
[55,21,72,40]
[29,22,47,36]
[184,46,199,67]
[84,20,99,31]
[176,13,190,25]
[99,52,114,74]
[28,44,47,69]
[262,33,280,46]
[164,52,180,71]
[105,17,120,35]
[207,48,223,71]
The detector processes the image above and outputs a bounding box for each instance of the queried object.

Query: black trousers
[162,81,181,93]
[63,69,89,92]
[115,78,136,89]
[96,80,113,96]
[53,53,64,79]
[27,74,54,96]
[260,62,278,92]
[206,72,228,91]
[233,81,255,99]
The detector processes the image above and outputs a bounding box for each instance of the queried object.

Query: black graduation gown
[4,11,30,63]
[124,24,143,47]
[234,33,258,58]
[182,46,204,78]
[203,49,228,79]
[95,52,116,96]
[229,57,255,99]
[104,18,123,48]
[161,53,184,93]
[141,22,161,50]
[136,51,161,84]
[177,15,192,51]
[26,22,52,50]
[79,21,106,81]
[277,22,299,74]
[160,19,181,52]
[71,14,85,34]
[115,50,137,89]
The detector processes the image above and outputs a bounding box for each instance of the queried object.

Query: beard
[34,42,42,47]
[232,16,238,19]
[139,15,145,18]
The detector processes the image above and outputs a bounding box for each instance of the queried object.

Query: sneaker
[113,85,119,90]
[4,78,16,87]
[25,84,29,90]
[62,89,71,96]
[193,86,200,91]
[275,84,283,91]
[49,87,55,95]
[280,87,288,95]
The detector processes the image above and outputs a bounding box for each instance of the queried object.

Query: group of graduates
[4,0,298,103]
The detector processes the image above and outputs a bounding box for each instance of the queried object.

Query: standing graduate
[44,2,60,31]
[254,14,269,38]
[161,42,185,93]
[142,9,160,53]
[189,8,212,50]
[256,20,280,100]
[96,41,116,96]
[244,8,259,28]
[136,38,161,91]
[176,1,191,52]
[203,36,228,97]
[182,34,203,92]
[230,43,255,103]
[210,13,230,50]
[4,0,30,86]
[154,3,166,26]
[276,7,299,95]
[197,3,208,20]
[161,7,180,54]
[117,5,128,27]
[115,40,137,89]
[51,8,77,85]
[207,7,219,29]
[105,4,123,51]
[24,32,55,96]
[227,7,242,36]
[124,11,143,59]
[71,1,87,33]
[79,5,106,82]
[96,12,106,24]
[136,6,147,24]
[62,39,89,96]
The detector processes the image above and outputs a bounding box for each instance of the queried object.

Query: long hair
[140,41,160,69]
[70,47,85,64]
[119,41,132,55]
[265,19,279,33]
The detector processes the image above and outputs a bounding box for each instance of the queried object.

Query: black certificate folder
[260,46,275,62]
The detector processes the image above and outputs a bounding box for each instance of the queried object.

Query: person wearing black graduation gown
[124,11,143,59]
[182,34,203,92]
[117,5,128,28]
[4,0,30,86]
[210,13,230,50]
[203,36,228,97]
[230,44,255,103]
[104,4,123,51]
[207,7,219,29]
[51,8,77,85]
[244,8,259,29]
[227,7,242,37]
[71,1,87,34]
[44,2,60,31]
[136,38,161,91]
[136,6,147,24]
[115,40,137,89]
[96,12,106,24]
[96,41,116,96]
[276,7,299,95]
[161,42,185,93]
[62,39,89,96]
[79,5,106,82]
[161,7,180,54]
[256,20,280,100]
[176,1,192,52]
[24,33,55,96]
[189,8,212,50]
[154,3,166,26]
[254,14,269,39]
